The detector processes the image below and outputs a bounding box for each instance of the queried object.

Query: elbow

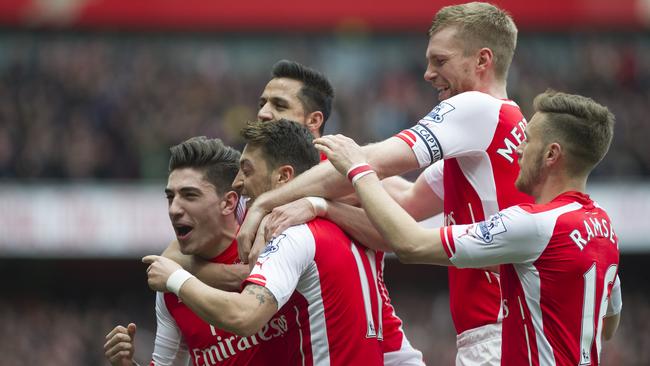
[223,309,263,337]
[394,245,420,264]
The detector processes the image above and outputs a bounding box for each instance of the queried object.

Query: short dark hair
[534,90,615,175]
[168,136,241,194]
[271,60,335,135]
[241,119,320,175]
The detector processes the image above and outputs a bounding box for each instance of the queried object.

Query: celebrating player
[144,120,384,365]
[317,90,622,366]
[104,136,307,365]
[239,3,528,364]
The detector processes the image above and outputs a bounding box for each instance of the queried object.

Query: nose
[423,64,437,82]
[257,104,273,122]
[168,197,184,219]
[232,171,244,192]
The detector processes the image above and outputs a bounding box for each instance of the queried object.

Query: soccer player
[316,90,623,365]
[104,137,306,365]
[144,120,384,365]
[239,3,528,364]
[164,60,424,365]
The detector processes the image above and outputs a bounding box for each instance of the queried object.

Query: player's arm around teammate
[161,239,248,291]
[261,170,443,252]
[143,254,278,337]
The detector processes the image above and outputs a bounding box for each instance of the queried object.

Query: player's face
[166,168,226,258]
[258,78,308,123]
[515,114,547,197]
[232,145,274,206]
[424,26,478,101]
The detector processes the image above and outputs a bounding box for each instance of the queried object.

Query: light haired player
[239,3,530,365]
[317,90,622,366]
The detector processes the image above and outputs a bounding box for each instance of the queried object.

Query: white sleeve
[443,206,546,268]
[394,91,503,167]
[606,274,622,316]
[151,292,190,366]
[245,224,315,309]
[422,160,444,199]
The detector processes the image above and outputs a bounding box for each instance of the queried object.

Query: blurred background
[0,0,649,364]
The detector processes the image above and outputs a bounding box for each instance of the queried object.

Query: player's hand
[237,202,268,263]
[104,323,137,366]
[314,134,367,175]
[161,240,192,271]
[142,255,182,292]
[264,198,318,240]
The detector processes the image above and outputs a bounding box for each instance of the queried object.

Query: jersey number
[580,263,618,365]
[350,244,383,340]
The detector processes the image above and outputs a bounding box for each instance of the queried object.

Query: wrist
[346,163,376,186]
[166,269,195,296]
[306,197,328,217]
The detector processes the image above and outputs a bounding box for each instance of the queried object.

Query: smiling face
[515,113,548,197]
[257,78,308,123]
[165,167,227,257]
[423,26,479,101]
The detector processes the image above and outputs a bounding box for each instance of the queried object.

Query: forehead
[261,78,304,99]
[525,113,547,136]
[426,26,462,57]
[241,144,269,168]
[167,168,216,191]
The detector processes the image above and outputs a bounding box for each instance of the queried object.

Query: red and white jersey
[396,91,534,334]
[245,218,384,366]
[443,192,620,366]
[151,241,305,366]
[240,155,418,362]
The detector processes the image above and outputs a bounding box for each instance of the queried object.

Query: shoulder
[421,91,502,125]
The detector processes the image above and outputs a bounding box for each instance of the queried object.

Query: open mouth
[174,224,194,240]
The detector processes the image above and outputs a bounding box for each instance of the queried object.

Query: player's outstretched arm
[315,135,449,265]
[162,240,249,291]
[143,255,277,337]
[237,135,419,263]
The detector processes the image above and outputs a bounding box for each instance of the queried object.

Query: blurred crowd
[0,32,648,180]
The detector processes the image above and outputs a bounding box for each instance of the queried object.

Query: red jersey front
[152,241,304,366]
[444,192,620,365]
[245,218,384,365]
[396,91,533,334]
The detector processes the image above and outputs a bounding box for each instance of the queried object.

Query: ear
[545,142,563,167]
[304,111,325,137]
[276,165,295,185]
[221,190,239,216]
[476,47,494,73]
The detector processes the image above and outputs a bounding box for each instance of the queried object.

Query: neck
[200,217,238,259]
[535,171,588,204]
[482,79,508,99]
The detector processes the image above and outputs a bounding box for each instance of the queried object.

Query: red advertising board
[0,0,647,32]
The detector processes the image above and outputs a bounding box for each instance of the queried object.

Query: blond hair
[429,2,517,81]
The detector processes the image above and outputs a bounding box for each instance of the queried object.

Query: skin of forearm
[326,201,392,252]
[192,262,250,292]
[177,279,274,337]
[355,175,450,265]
